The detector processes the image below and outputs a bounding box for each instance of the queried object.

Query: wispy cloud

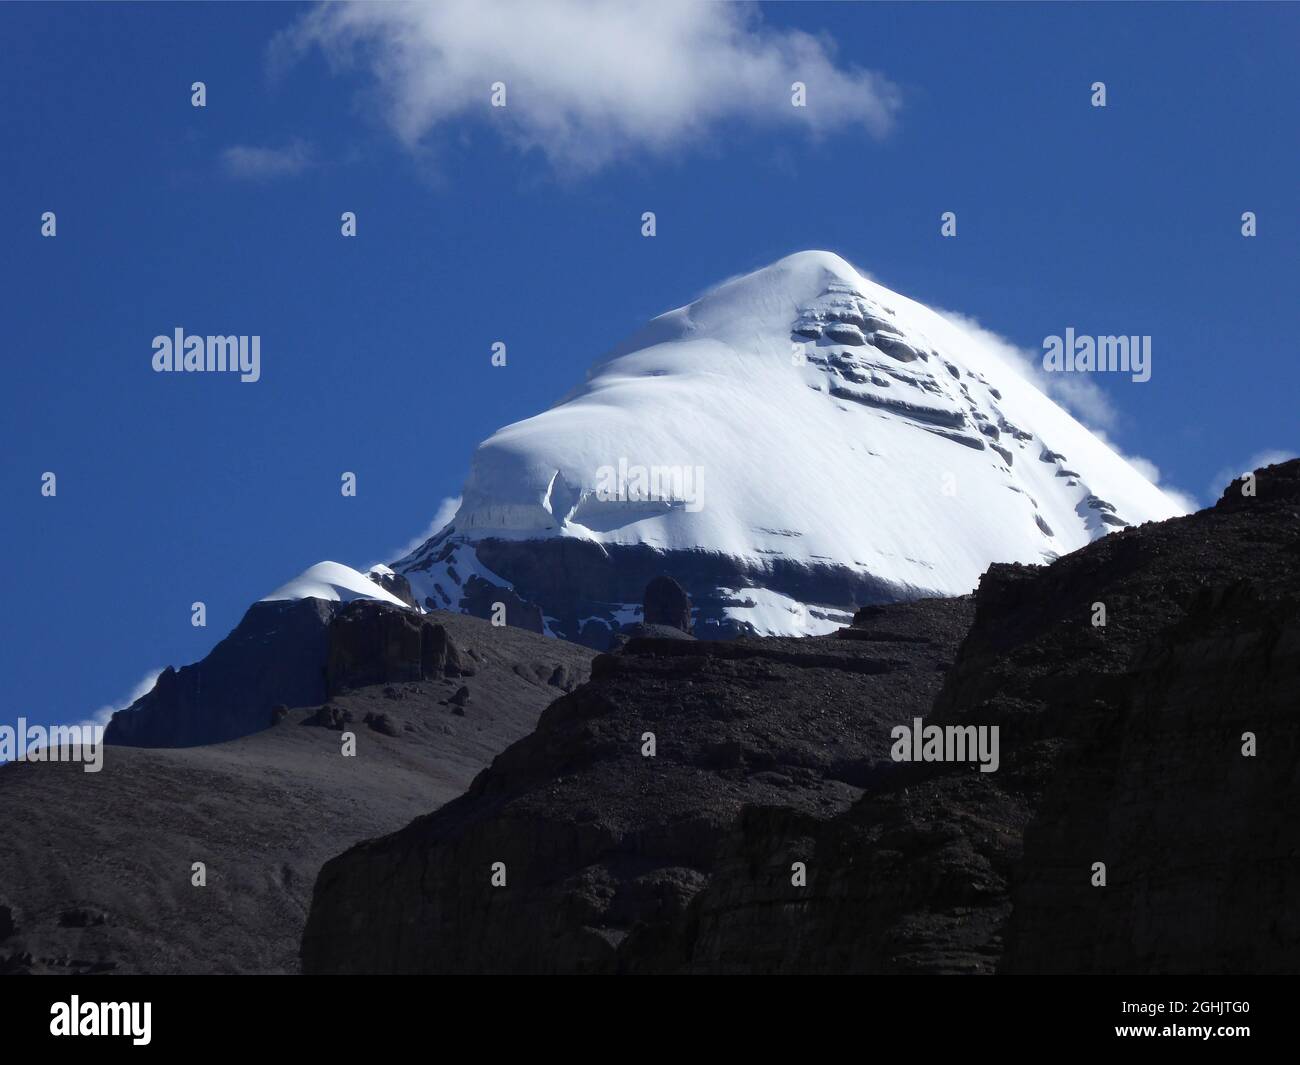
[221,139,314,180]
[275,0,900,172]
[368,496,462,571]
[1210,449,1298,500]
[84,667,164,729]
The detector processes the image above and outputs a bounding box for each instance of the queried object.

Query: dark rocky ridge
[678,461,1300,974]
[302,461,1300,974]
[106,594,471,748]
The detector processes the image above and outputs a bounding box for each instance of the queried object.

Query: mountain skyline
[91,245,1195,745]
[3,1,1297,732]
[3,0,1299,1003]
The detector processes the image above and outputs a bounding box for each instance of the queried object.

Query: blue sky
[2,1,1297,731]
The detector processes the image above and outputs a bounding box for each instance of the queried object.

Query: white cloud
[221,139,314,179]
[1210,449,1298,500]
[277,0,900,171]
[369,496,462,570]
[85,668,164,729]
[1035,374,1120,433]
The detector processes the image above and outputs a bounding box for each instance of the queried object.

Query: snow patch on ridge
[260,561,410,607]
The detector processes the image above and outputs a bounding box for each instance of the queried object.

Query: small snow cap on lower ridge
[259,561,409,607]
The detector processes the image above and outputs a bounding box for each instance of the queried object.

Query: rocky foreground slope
[302,460,1300,974]
[0,612,592,973]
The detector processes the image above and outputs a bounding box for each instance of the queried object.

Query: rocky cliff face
[109,595,474,748]
[301,460,1300,974]
[105,597,340,747]
[324,602,467,692]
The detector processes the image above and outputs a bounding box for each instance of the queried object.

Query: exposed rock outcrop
[642,576,692,633]
[324,602,465,693]
[365,569,419,609]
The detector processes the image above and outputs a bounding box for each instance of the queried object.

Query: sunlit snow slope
[397,251,1184,644]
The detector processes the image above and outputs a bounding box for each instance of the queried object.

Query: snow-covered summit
[394,251,1184,642]
[260,561,410,607]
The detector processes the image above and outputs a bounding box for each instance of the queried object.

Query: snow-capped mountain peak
[395,250,1184,644]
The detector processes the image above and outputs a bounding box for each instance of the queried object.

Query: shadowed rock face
[605,578,701,650]
[325,602,466,692]
[302,461,1300,974]
[105,598,340,748]
[106,597,471,749]
[681,463,1300,974]
[642,576,692,633]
